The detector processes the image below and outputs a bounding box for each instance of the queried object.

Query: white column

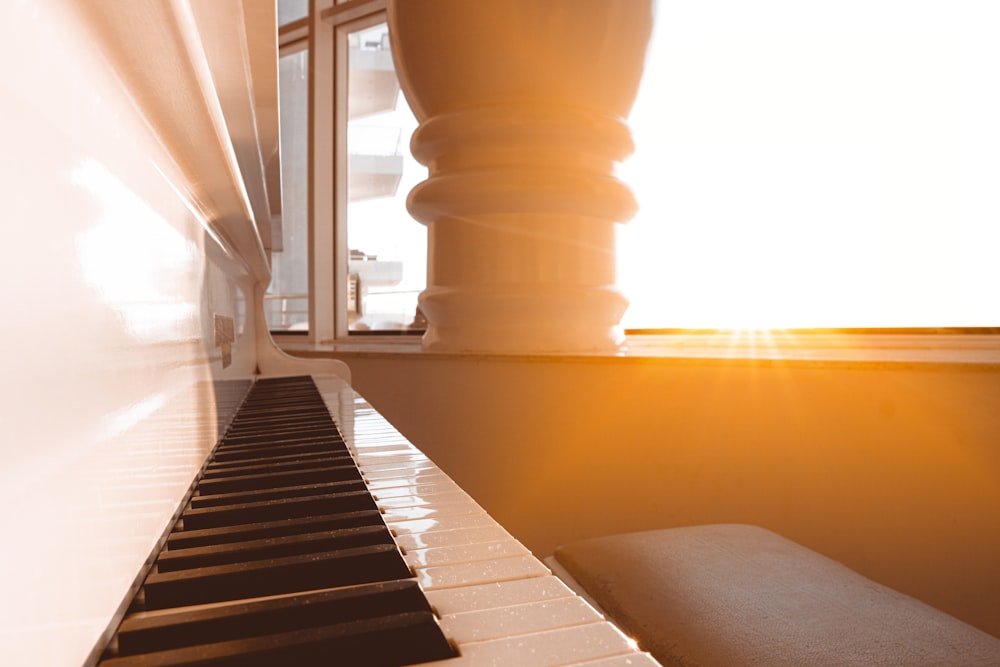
[388,0,652,353]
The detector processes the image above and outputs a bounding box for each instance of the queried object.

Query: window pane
[346,22,427,333]
[266,48,309,332]
[618,1,1000,330]
[277,0,308,27]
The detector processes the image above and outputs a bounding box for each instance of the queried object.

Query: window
[344,21,426,333]
[271,0,424,340]
[277,0,308,27]
[266,1,312,332]
[265,46,310,332]
[618,1,1000,330]
[275,1,999,342]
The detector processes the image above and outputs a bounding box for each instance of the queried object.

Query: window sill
[273,331,1000,372]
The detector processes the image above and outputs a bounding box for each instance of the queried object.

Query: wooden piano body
[2,1,999,665]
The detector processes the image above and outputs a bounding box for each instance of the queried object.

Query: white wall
[334,352,1000,638]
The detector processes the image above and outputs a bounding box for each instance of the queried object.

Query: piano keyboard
[96,375,660,666]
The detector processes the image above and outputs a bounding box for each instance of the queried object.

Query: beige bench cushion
[553,524,1000,667]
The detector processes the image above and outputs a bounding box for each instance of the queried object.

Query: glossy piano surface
[90,374,658,666]
[0,1,284,664]
[96,376,456,666]
[315,376,660,666]
[0,8,243,667]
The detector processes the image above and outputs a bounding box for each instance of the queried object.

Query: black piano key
[225,411,332,426]
[167,510,384,550]
[218,432,342,449]
[214,433,347,452]
[180,489,377,530]
[225,418,334,431]
[143,544,412,609]
[210,443,346,464]
[105,611,455,667]
[218,425,342,447]
[201,454,354,478]
[225,404,331,420]
[155,524,394,572]
[226,402,331,415]
[194,464,363,496]
[226,408,335,422]
[228,406,329,419]
[97,376,454,667]
[116,579,432,655]
[245,376,312,389]
[232,389,321,403]
[189,479,366,508]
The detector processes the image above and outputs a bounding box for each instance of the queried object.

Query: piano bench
[551,524,1000,667]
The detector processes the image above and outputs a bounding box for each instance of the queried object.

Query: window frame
[285,0,423,344]
[270,1,999,357]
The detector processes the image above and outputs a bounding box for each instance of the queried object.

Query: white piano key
[357,456,432,469]
[370,481,463,499]
[416,622,640,667]
[394,524,512,552]
[359,463,440,480]
[365,470,454,491]
[358,457,433,469]
[360,462,436,475]
[379,485,484,521]
[351,417,399,427]
[376,490,474,510]
[353,427,402,438]
[426,576,577,616]
[356,447,429,465]
[404,539,529,568]
[312,377,659,666]
[567,654,662,666]
[353,431,405,442]
[388,513,499,539]
[439,596,604,644]
[351,425,407,434]
[355,439,411,446]
[382,501,486,524]
[354,447,419,458]
[414,554,550,591]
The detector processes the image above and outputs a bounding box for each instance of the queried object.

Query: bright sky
[617,0,1000,329]
[353,3,1000,330]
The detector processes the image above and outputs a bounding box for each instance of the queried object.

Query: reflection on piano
[94,376,659,666]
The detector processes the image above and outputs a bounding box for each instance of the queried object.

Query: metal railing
[263,292,308,331]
